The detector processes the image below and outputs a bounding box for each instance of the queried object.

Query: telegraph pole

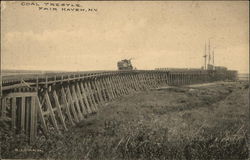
[203,41,207,70]
[212,48,214,66]
[208,39,211,65]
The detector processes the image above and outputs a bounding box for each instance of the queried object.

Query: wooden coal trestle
[0,70,238,142]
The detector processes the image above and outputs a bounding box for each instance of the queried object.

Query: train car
[117,59,134,70]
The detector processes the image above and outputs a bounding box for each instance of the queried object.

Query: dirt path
[184,81,238,87]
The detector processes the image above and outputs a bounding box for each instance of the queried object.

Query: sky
[1,1,249,73]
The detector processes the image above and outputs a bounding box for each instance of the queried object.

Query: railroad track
[2,70,167,90]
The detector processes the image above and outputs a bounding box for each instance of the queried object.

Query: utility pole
[212,48,214,66]
[208,39,211,65]
[203,41,207,70]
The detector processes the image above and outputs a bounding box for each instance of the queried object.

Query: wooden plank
[121,75,128,94]
[150,73,155,88]
[129,75,136,91]
[140,74,147,90]
[104,77,113,100]
[134,74,142,90]
[165,74,168,85]
[2,82,37,91]
[34,96,38,139]
[79,83,93,114]
[87,81,99,111]
[11,97,17,131]
[25,97,30,135]
[36,96,48,135]
[107,77,115,99]
[157,73,161,86]
[133,74,139,90]
[145,73,150,87]
[0,117,11,121]
[117,76,125,95]
[71,85,84,119]
[131,74,138,90]
[141,74,146,89]
[66,87,80,122]
[4,92,38,98]
[21,97,25,133]
[76,83,91,114]
[132,74,140,91]
[53,90,68,130]
[96,80,105,103]
[175,74,178,85]
[107,77,116,99]
[170,73,173,85]
[92,80,102,105]
[113,76,121,98]
[88,81,98,106]
[140,74,146,90]
[137,74,145,90]
[96,80,104,103]
[30,96,36,142]
[139,74,144,89]
[125,75,132,93]
[61,87,75,126]
[74,84,88,116]
[151,73,156,87]
[148,73,152,87]
[113,76,121,96]
[154,73,159,87]
[128,75,135,91]
[98,79,108,102]
[121,75,127,93]
[158,73,162,86]
[170,74,173,85]
[1,98,6,118]
[154,73,158,87]
[179,74,181,85]
[44,92,60,132]
[82,82,93,108]
[161,73,165,85]
[102,79,111,99]
[126,75,133,93]
[95,80,105,103]
[118,76,126,95]
[96,79,104,101]
[43,109,53,116]
[180,73,183,85]
[124,75,130,92]
[109,76,117,99]
[75,83,87,114]
[84,82,97,112]
[156,73,160,86]
[89,81,100,105]
[149,73,153,87]
[144,74,149,89]
[113,76,121,97]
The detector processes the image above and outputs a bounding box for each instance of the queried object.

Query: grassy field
[1,82,249,159]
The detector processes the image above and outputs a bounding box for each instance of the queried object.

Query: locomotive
[117,59,134,70]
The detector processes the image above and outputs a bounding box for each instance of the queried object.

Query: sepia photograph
[0,1,249,159]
